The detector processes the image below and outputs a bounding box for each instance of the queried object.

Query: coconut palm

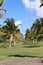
[0,0,6,18]
[31,19,40,42]
[38,18,43,40]
[25,29,35,43]
[31,18,43,41]
[31,19,41,36]
[40,0,43,7]
[2,18,18,47]
[25,29,29,40]
[0,0,4,6]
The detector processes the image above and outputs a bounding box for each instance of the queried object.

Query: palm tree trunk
[33,40,34,43]
[9,41,11,47]
[9,34,13,47]
[14,37,16,46]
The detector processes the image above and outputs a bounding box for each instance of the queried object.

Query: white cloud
[22,0,43,17]
[15,20,22,26]
[15,20,22,33]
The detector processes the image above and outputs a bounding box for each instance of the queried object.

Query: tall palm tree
[31,19,41,36]
[31,19,41,42]
[38,18,43,38]
[25,29,29,40]
[2,18,18,47]
[31,18,43,41]
[25,29,36,43]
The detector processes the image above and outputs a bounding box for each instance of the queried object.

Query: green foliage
[40,0,43,3]
[0,43,9,48]
[40,0,43,7]
[0,0,4,6]
[25,18,43,42]
[3,18,17,34]
[15,32,23,43]
[0,18,23,46]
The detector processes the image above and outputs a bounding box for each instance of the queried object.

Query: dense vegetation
[0,18,43,47]
[0,18,23,47]
[25,18,43,43]
[0,0,43,60]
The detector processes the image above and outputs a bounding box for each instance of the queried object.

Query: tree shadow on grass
[23,45,40,48]
[8,54,38,58]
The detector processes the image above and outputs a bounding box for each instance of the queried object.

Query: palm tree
[31,19,41,42]
[31,18,43,41]
[40,0,43,7]
[38,18,43,39]
[25,29,29,40]
[2,18,18,47]
[0,0,4,6]
[25,29,36,43]
[31,19,41,35]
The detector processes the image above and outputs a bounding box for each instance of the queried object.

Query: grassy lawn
[0,42,43,60]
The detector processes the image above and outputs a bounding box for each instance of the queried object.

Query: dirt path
[0,57,43,65]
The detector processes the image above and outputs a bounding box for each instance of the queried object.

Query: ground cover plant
[0,42,43,60]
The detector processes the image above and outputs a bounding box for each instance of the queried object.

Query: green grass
[0,42,43,60]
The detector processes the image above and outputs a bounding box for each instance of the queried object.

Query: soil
[0,57,43,65]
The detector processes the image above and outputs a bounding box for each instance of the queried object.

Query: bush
[0,43,9,48]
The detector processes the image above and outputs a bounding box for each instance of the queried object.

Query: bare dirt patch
[0,57,43,65]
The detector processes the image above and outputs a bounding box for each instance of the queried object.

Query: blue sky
[0,0,43,35]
